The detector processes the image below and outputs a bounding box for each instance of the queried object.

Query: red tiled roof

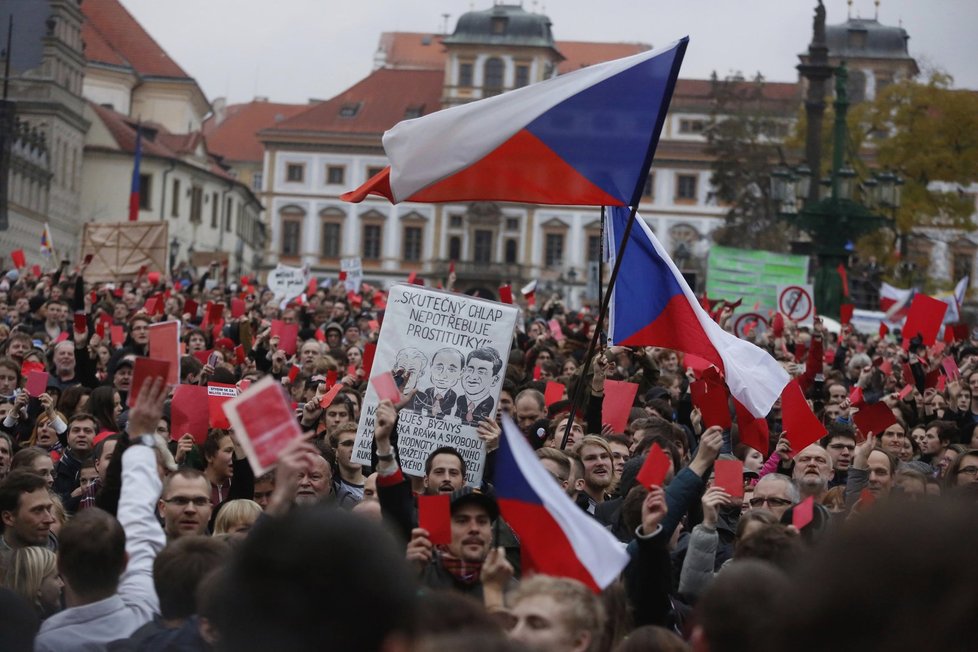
[265,68,444,136]
[556,41,650,73]
[203,101,308,162]
[89,103,236,182]
[82,0,190,79]
[377,32,447,70]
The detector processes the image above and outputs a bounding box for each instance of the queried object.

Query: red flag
[837,264,849,298]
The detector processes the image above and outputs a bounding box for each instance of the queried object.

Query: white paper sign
[267,264,308,304]
[341,257,363,294]
[777,284,815,326]
[352,284,519,485]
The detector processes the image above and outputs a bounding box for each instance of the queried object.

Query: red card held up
[636,443,671,489]
[548,319,564,341]
[602,379,639,434]
[25,370,49,397]
[792,496,815,530]
[498,285,513,304]
[853,401,897,438]
[110,325,125,347]
[898,384,914,400]
[288,365,301,383]
[849,386,864,407]
[128,358,171,407]
[532,365,542,381]
[418,494,452,545]
[21,360,45,377]
[544,381,564,407]
[148,321,180,385]
[222,377,302,475]
[901,294,947,349]
[170,384,210,445]
[31,264,42,278]
[230,298,246,318]
[779,379,826,453]
[326,369,338,387]
[10,249,26,269]
[207,383,239,429]
[942,357,959,380]
[319,382,345,409]
[208,302,226,324]
[362,342,377,377]
[270,320,299,356]
[73,312,87,333]
[689,380,732,429]
[54,332,69,344]
[839,303,854,326]
[184,299,198,318]
[713,459,745,498]
[371,371,402,403]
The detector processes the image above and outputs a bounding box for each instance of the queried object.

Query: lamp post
[774,5,902,318]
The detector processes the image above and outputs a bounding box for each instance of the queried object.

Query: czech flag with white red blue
[342,38,688,207]
[495,416,630,592]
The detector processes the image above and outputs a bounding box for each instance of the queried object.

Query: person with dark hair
[456,347,503,425]
[329,422,366,508]
[820,423,856,488]
[88,386,122,436]
[0,469,57,554]
[211,505,419,651]
[52,412,99,501]
[112,536,229,650]
[34,377,168,650]
[159,469,213,540]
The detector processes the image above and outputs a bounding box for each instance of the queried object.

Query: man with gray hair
[791,444,833,501]
[748,474,798,518]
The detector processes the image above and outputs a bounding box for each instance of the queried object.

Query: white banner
[267,263,308,304]
[341,257,363,294]
[352,284,518,485]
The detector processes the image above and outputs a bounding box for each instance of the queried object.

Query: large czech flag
[342,38,688,207]
[607,206,789,417]
[495,416,630,592]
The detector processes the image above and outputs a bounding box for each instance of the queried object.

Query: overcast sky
[120,0,978,106]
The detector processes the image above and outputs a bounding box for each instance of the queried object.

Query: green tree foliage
[705,73,793,252]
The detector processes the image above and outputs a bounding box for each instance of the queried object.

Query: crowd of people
[0,259,977,652]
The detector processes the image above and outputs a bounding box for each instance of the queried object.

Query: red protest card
[942,357,960,380]
[839,303,854,326]
[170,384,210,445]
[230,298,246,318]
[54,332,69,344]
[853,402,897,438]
[780,380,826,452]
[689,380,732,429]
[307,278,318,296]
[31,264,42,278]
[930,341,946,357]
[901,294,947,348]
[270,320,299,356]
[368,319,380,333]
[148,321,180,385]
[407,271,417,285]
[288,365,300,383]
[849,386,864,407]
[223,376,303,476]
[142,296,158,316]
[944,327,955,344]
[10,249,26,269]
[418,494,452,545]
[371,371,402,403]
[544,381,564,407]
[792,496,815,530]
[602,379,639,433]
[937,375,946,392]
[548,319,564,341]
[73,312,87,333]
[184,299,198,318]
[879,359,893,376]
[898,384,914,400]
[326,369,338,387]
[319,382,345,409]
[637,443,671,489]
[128,358,171,407]
[498,285,513,304]
[532,365,542,381]
[110,325,125,347]
[347,364,357,377]
[193,349,212,364]
[713,459,744,498]
[902,363,914,386]
[21,360,45,378]
[362,342,377,377]
[684,354,716,376]
[234,345,246,365]
[25,370,49,397]
[208,302,225,324]
[733,399,769,455]
[207,383,238,429]
[924,368,941,390]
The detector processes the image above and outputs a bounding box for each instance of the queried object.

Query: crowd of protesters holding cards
[0,255,976,652]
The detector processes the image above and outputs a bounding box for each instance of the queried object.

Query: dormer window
[491,16,507,34]
[339,102,361,118]
[404,105,424,119]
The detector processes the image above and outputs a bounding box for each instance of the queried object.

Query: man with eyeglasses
[748,474,798,518]
[158,469,213,540]
[821,426,856,488]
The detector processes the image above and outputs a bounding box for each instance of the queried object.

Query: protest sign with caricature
[352,284,518,485]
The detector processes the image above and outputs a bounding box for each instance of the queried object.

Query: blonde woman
[212,499,262,538]
[3,546,63,618]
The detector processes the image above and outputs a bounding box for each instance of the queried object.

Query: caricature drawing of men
[411,348,464,418]
[455,347,502,425]
[392,347,427,401]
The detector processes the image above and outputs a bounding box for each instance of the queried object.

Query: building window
[449,236,462,261]
[474,230,493,264]
[505,217,519,231]
[643,173,655,198]
[367,166,385,180]
[170,179,180,218]
[504,238,518,264]
[449,214,464,228]
[484,58,504,95]
[327,165,345,185]
[286,163,305,182]
[404,105,424,119]
[138,174,152,210]
[587,234,602,263]
[251,172,263,192]
[190,186,203,223]
[403,226,423,262]
[515,64,529,88]
[545,233,564,267]
[322,222,341,258]
[678,119,705,134]
[676,174,698,201]
[225,197,233,232]
[339,103,361,118]
[282,220,301,256]
[363,224,382,260]
[459,62,473,87]
[491,16,507,34]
